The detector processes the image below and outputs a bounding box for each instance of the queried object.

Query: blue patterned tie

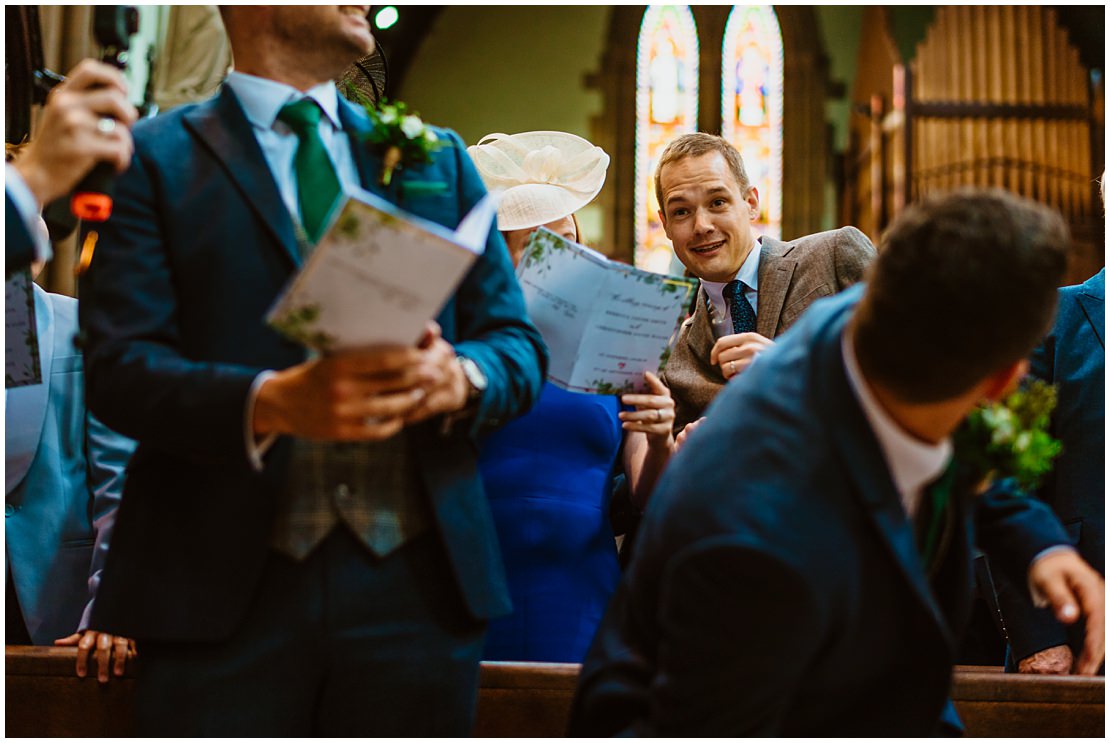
[725,279,757,335]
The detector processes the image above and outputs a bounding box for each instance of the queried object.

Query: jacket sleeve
[441,128,548,435]
[832,226,877,290]
[78,412,137,630]
[645,540,822,736]
[989,322,1071,660]
[975,478,1071,603]
[78,146,268,465]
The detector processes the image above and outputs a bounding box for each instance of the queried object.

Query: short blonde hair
[654,133,752,210]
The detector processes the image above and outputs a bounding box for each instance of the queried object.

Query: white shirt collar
[225,71,342,132]
[702,235,762,314]
[841,328,952,517]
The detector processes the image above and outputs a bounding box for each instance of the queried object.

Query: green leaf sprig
[952,378,1062,492]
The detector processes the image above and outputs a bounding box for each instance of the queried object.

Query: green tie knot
[278,98,323,135]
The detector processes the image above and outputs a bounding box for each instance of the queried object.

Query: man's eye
[671,208,689,217]
[712,198,728,207]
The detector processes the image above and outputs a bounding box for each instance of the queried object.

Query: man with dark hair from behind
[569,189,1104,737]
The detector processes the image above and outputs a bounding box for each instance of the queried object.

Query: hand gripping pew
[5,648,1104,737]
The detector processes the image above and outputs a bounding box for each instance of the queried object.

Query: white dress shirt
[841,328,952,518]
[223,71,360,221]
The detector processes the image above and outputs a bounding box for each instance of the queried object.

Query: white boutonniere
[343,91,444,187]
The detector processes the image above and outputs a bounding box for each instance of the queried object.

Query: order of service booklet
[267,189,498,351]
[517,228,697,395]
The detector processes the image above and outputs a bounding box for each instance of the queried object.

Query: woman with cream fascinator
[467,131,677,663]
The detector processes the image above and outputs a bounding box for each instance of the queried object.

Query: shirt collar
[841,327,952,515]
[225,71,342,132]
[702,235,762,313]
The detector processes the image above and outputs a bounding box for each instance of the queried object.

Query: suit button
[4,504,14,517]
[335,483,351,499]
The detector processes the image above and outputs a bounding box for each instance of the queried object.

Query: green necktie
[277,99,342,244]
[917,459,957,577]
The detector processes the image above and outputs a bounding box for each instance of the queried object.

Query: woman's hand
[621,372,677,510]
[619,371,675,452]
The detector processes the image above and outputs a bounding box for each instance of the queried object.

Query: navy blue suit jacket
[78,86,546,642]
[569,287,1070,737]
[7,190,35,275]
[995,269,1104,661]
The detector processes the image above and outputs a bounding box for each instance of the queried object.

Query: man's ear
[745,186,760,222]
[657,209,671,238]
[981,359,1029,402]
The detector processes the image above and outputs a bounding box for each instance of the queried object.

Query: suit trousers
[134,527,486,736]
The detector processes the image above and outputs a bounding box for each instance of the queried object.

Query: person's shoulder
[1067,267,1104,301]
[135,94,215,136]
[789,226,872,254]
[43,289,77,313]
[130,92,224,159]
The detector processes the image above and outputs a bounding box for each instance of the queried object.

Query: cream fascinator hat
[467,131,610,231]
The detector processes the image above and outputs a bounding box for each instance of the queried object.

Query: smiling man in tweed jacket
[655,133,876,434]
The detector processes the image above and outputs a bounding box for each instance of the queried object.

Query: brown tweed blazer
[661,226,876,432]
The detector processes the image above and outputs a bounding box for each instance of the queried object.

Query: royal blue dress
[479,382,623,663]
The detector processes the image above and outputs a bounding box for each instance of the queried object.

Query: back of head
[654,132,752,207]
[854,188,1068,403]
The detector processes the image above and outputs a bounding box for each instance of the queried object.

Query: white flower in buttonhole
[401,115,424,139]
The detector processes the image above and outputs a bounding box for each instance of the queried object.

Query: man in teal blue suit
[6,276,135,676]
[78,7,545,736]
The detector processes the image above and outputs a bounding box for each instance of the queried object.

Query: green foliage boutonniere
[952,379,1062,493]
[344,88,444,187]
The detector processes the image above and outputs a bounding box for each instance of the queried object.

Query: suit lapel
[755,237,796,338]
[816,314,953,646]
[685,284,716,365]
[1077,271,1104,348]
[337,97,392,202]
[183,87,301,267]
[5,285,52,495]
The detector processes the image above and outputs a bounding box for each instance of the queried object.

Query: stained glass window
[635,5,698,273]
[722,5,783,239]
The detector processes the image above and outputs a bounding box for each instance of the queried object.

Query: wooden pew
[6,646,136,737]
[6,647,1104,737]
[952,665,1106,738]
[474,661,578,737]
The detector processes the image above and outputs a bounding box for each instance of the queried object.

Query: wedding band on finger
[729,360,736,375]
[96,117,117,135]
[364,416,383,428]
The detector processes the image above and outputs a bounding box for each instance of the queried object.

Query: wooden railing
[6,647,1104,737]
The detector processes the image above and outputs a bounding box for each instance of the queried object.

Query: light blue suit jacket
[5,284,135,644]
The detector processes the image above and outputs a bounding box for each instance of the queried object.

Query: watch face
[460,357,487,393]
